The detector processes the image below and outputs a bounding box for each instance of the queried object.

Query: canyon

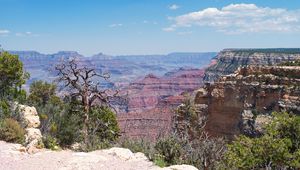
[118,68,205,140]
[12,51,215,140]
[11,49,300,140]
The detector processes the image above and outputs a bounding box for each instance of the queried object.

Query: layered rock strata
[117,68,205,140]
[195,66,300,138]
[204,49,300,82]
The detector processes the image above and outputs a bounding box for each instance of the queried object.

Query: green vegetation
[154,136,182,165]
[0,51,29,118]
[223,112,300,169]
[42,135,60,150]
[27,81,120,151]
[27,81,64,135]
[0,118,25,144]
[119,97,225,169]
[279,60,300,66]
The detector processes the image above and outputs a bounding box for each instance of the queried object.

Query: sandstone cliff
[204,49,300,82]
[195,66,300,138]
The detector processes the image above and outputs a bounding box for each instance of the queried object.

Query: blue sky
[1,0,300,56]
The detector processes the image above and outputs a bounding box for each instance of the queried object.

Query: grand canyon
[2,1,300,169]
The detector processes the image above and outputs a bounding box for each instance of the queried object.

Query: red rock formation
[117,68,205,140]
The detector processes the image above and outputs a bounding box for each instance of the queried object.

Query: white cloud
[162,27,175,32]
[109,23,123,28]
[164,3,300,34]
[0,29,10,35]
[15,31,39,37]
[177,31,193,35]
[169,4,180,10]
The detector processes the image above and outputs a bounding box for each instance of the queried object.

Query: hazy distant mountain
[9,51,216,88]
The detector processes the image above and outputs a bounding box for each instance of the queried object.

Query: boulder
[105,147,134,161]
[14,104,43,154]
[25,128,42,145]
[18,105,40,128]
[163,164,198,170]
[133,152,148,161]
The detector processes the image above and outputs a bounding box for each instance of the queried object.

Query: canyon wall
[204,49,300,82]
[195,66,300,138]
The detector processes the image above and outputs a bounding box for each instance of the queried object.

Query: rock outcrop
[195,66,300,138]
[17,104,42,153]
[204,48,300,82]
[0,140,198,170]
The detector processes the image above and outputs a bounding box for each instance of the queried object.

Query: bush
[42,135,60,150]
[223,112,300,169]
[56,111,82,147]
[154,136,183,165]
[0,118,25,144]
[118,138,155,159]
[0,100,10,118]
[84,106,120,151]
[182,138,226,170]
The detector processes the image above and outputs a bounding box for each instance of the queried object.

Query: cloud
[169,4,180,10]
[177,31,193,35]
[164,3,300,34]
[0,29,10,36]
[15,31,39,37]
[109,23,123,28]
[162,27,175,32]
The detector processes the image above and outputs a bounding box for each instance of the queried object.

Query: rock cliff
[204,48,300,82]
[195,66,300,138]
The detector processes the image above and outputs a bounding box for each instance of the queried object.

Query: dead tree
[55,58,119,145]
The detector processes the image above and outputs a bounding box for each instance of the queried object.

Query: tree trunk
[82,93,90,146]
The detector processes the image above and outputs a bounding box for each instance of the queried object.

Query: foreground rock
[15,104,43,153]
[0,141,197,170]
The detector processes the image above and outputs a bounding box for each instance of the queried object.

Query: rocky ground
[0,141,197,170]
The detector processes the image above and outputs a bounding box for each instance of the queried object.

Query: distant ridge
[223,48,300,54]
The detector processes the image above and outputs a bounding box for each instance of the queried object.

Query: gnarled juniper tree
[55,58,120,146]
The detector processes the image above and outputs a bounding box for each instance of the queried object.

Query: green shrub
[42,135,60,150]
[56,112,82,147]
[154,154,167,167]
[0,118,25,144]
[0,100,10,118]
[118,139,155,159]
[223,112,300,169]
[154,136,183,165]
[82,106,120,151]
